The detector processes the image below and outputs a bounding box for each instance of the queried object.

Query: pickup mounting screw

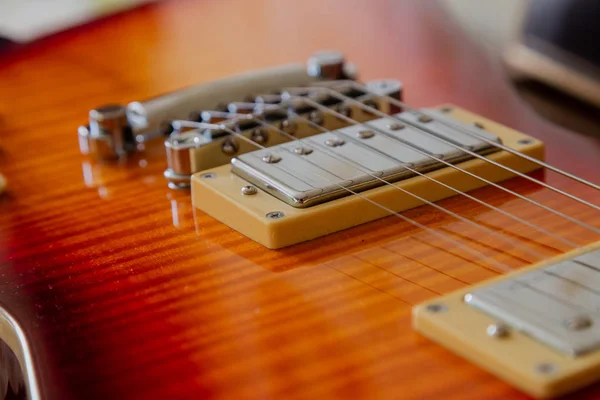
[426,303,447,313]
[387,123,405,131]
[201,173,216,179]
[487,323,510,338]
[241,185,257,196]
[418,115,433,123]
[266,211,285,219]
[262,153,281,163]
[536,363,557,375]
[325,137,345,147]
[293,147,313,155]
[518,139,533,145]
[358,130,375,139]
[565,316,592,331]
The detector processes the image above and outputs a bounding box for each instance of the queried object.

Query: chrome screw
[293,147,313,155]
[518,139,533,145]
[251,128,269,145]
[426,303,447,313]
[358,130,375,139]
[221,138,239,155]
[201,173,216,179]
[262,153,281,163]
[565,316,592,331]
[266,211,285,219]
[387,123,405,131]
[487,323,510,338]
[418,115,433,123]
[325,137,345,147]
[241,185,258,196]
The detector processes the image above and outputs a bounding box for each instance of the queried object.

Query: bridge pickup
[191,105,543,249]
[231,110,502,208]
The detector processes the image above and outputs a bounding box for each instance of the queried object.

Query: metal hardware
[324,137,345,147]
[280,118,298,135]
[387,123,405,131]
[418,115,433,123]
[357,130,375,139]
[79,105,133,159]
[201,173,216,179]
[465,247,600,356]
[293,147,313,155]
[306,50,346,80]
[241,185,258,196]
[426,303,447,313]
[565,316,593,331]
[487,323,510,338]
[309,110,324,126]
[250,128,269,145]
[536,363,557,375]
[261,153,281,164]
[221,138,239,155]
[473,122,485,129]
[231,112,501,208]
[266,211,285,219]
[518,139,533,145]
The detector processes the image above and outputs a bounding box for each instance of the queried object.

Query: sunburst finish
[2,1,600,399]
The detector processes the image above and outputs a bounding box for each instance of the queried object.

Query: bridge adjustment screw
[293,147,313,155]
[241,185,258,196]
[418,115,433,123]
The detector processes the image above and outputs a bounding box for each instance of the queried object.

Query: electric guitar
[2,1,600,399]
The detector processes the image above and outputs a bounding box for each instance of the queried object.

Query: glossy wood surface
[2,1,600,399]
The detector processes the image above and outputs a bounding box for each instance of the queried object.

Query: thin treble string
[348,80,600,194]
[297,96,600,236]
[175,120,514,273]
[310,85,600,214]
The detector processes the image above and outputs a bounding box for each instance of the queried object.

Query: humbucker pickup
[414,243,600,399]
[231,110,502,208]
[192,105,544,249]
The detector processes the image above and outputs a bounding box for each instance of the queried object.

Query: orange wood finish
[2,1,600,399]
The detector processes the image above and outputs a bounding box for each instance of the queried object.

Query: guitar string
[180,115,598,307]
[307,85,600,213]
[178,120,514,273]
[247,114,571,263]
[348,81,600,194]
[296,96,600,235]
[236,107,582,259]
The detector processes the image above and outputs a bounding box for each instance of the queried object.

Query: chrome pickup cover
[231,110,501,207]
[466,248,600,357]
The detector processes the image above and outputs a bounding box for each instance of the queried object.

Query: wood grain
[2,1,600,399]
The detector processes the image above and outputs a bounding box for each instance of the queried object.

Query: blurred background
[1,0,600,139]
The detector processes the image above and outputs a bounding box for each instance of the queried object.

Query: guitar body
[2,1,600,399]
